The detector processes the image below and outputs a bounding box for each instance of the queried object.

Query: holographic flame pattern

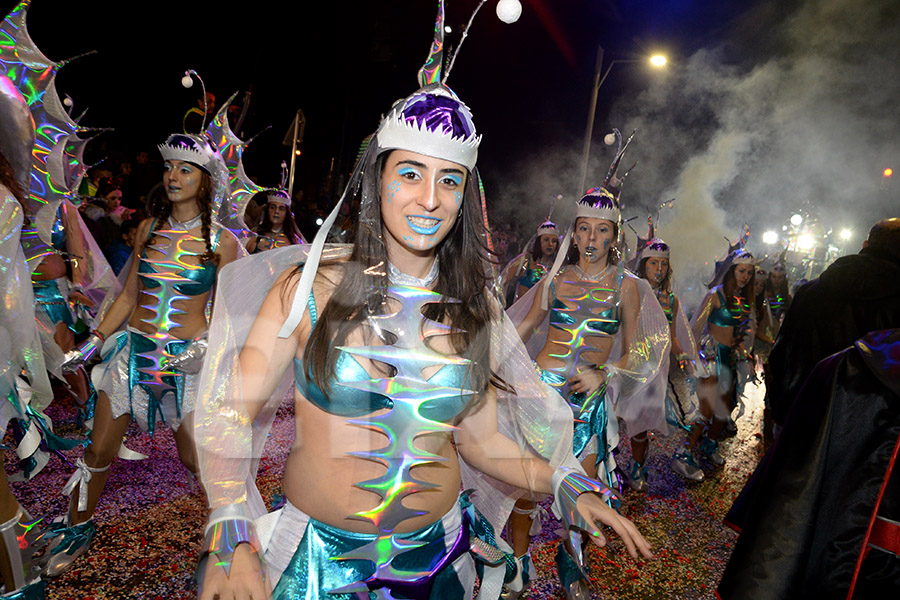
[1,2,88,217]
[547,278,618,384]
[135,226,206,401]
[328,284,474,595]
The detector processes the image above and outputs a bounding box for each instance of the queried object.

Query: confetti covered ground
[6,381,767,599]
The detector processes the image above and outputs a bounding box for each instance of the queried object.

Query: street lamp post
[578,49,666,196]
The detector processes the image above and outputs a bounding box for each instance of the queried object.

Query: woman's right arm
[238,268,307,422]
[245,236,258,254]
[198,269,309,600]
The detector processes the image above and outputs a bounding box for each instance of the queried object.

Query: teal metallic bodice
[294,291,471,421]
[709,288,744,330]
[138,218,222,297]
[658,291,675,324]
[516,258,549,290]
[291,284,477,595]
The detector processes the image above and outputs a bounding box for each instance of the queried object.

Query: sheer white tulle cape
[506,268,671,436]
[1,188,53,417]
[195,243,580,531]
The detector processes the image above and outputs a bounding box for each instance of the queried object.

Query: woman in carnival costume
[246,175,305,253]
[506,138,668,599]
[687,245,757,466]
[195,4,652,599]
[0,74,56,600]
[47,131,242,576]
[634,239,704,482]
[501,218,560,305]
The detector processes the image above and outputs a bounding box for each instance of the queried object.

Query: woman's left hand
[575,493,653,559]
[567,367,607,397]
[70,289,95,308]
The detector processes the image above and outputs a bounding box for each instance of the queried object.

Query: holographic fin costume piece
[327,284,475,596]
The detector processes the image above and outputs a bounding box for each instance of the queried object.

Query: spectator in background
[131,150,159,205]
[105,217,140,275]
[767,217,900,427]
[183,92,216,134]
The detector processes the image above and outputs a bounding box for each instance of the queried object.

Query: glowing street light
[579,49,669,194]
[762,231,778,244]
[840,228,852,240]
[790,214,803,227]
[884,168,893,178]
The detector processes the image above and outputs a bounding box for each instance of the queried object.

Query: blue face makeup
[397,166,420,179]
[442,173,463,187]
[386,180,401,204]
[406,216,443,236]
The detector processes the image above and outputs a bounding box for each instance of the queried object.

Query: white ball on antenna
[63,97,73,107]
[181,73,194,88]
[496,0,522,24]
[604,133,617,145]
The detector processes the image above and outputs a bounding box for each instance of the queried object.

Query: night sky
[1,0,769,189]
[4,0,898,293]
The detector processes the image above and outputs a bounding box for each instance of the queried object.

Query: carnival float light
[762,231,778,244]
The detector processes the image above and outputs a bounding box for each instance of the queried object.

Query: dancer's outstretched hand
[575,493,654,559]
[198,544,271,600]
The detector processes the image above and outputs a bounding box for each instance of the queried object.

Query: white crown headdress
[536,219,560,237]
[267,162,291,206]
[640,238,670,260]
[158,133,220,173]
[575,187,621,223]
[376,85,481,171]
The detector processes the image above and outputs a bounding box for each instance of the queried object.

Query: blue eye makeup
[397,167,420,178]
[442,173,463,186]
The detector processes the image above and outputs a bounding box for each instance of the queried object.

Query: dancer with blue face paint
[194,4,652,599]
[48,132,241,576]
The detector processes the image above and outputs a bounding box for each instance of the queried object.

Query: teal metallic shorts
[268,493,509,600]
[538,367,610,463]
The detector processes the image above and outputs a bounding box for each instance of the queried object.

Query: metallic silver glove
[60,333,103,373]
[167,336,208,374]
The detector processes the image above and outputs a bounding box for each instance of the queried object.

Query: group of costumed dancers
[0,2,796,599]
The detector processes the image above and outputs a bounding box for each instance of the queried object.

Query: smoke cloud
[492,0,899,310]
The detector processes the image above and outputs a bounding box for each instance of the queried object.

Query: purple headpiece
[640,238,670,260]
[575,187,621,224]
[377,85,480,170]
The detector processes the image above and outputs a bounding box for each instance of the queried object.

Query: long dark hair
[530,233,558,263]
[637,256,673,294]
[723,264,755,309]
[152,169,218,265]
[256,200,303,245]
[301,150,504,400]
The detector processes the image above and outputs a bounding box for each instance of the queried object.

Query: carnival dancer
[500,218,560,305]
[245,185,305,253]
[194,4,652,599]
[46,132,241,576]
[507,171,668,597]
[687,247,756,467]
[635,239,704,482]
